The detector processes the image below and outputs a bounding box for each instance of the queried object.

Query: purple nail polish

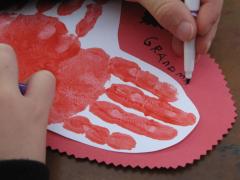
[19,83,27,95]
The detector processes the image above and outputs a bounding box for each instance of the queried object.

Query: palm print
[0,0,199,152]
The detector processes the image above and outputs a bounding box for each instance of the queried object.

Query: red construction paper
[0,0,235,168]
[47,2,236,168]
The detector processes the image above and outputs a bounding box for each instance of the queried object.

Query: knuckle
[154,1,176,22]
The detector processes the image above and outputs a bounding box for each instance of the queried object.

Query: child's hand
[128,0,223,55]
[0,44,55,163]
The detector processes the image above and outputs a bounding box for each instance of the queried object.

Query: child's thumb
[25,70,56,110]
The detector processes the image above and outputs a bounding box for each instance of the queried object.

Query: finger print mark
[90,101,178,140]
[63,116,90,134]
[109,57,178,102]
[84,123,110,145]
[107,133,136,150]
[50,48,110,123]
[64,116,136,150]
[76,3,102,37]
[0,0,199,153]
[106,84,196,126]
[0,14,80,80]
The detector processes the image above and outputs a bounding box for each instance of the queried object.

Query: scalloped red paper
[47,2,236,168]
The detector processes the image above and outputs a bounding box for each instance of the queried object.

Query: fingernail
[176,21,194,41]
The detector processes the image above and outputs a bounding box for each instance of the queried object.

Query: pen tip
[186,79,191,84]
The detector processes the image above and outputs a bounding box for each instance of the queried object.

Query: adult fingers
[138,0,197,41]
[197,17,220,54]
[171,19,219,56]
[197,0,223,36]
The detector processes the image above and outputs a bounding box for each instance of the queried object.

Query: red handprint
[0,0,198,152]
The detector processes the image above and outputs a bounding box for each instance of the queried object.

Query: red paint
[0,2,197,153]
[0,13,14,32]
[85,124,110,145]
[64,116,136,150]
[0,14,80,81]
[63,116,90,134]
[90,101,177,140]
[110,57,177,102]
[107,133,136,150]
[136,71,177,102]
[46,1,236,168]
[36,0,59,13]
[50,48,110,123]
[58,0,84,16]
[63,116,109,144]
[76,3,102,37]
[0,13,111,124]
[109,57,141,82]
[107,84,145,111]
[106,84,196,126]
[144,98,196,126]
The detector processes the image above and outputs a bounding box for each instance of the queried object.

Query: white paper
[10,0,200,153]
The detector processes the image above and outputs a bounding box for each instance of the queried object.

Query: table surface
[46,1,240,180]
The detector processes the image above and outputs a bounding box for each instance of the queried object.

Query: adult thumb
[138,0,197,41]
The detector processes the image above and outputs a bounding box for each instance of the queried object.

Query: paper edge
[47,55,237,169]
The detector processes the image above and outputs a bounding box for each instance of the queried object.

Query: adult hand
[127,0,223,55]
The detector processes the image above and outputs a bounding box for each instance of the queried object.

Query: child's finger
[25,70,56,109]
[197,0,223,36]
[138,0,197,41]
[0,43,19,91]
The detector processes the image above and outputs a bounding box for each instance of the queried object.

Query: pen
[184,0,200,84]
